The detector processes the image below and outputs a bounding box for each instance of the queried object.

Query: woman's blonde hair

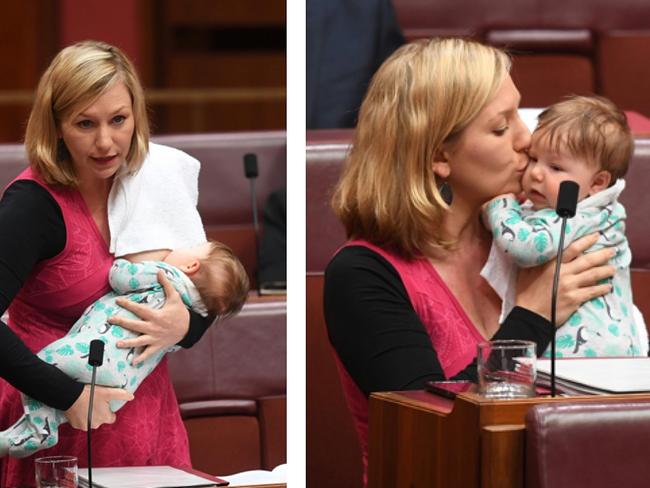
[332,37,511,258]
[25,40,149,186]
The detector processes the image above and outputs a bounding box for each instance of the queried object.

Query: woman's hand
[109,271,190,365]
[515,233,616,325]
[64,385,134,430]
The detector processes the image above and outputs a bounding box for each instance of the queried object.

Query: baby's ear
[589,170,612,196]
[182,259,201,276]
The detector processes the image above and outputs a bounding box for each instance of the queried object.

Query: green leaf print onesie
[0,259,207,458]
[481,179,647,358]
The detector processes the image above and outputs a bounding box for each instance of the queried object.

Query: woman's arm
[0,180,83,410]
[325,246,552,392]
[324,246,455,394]
[325,247,566,394]
[0,181,133,425]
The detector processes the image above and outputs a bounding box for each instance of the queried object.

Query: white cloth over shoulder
[108,142,207,257]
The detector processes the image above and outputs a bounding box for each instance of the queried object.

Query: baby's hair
[192,241,249,318]
[535,95,633,183]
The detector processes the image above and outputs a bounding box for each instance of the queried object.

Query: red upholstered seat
[526,401,650,488]
[168,299,286,476]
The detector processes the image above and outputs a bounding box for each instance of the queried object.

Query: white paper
[537,357,650,393]
[78,466,218,488]
[220,464,287,486]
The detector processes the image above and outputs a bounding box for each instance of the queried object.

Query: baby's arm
[483,194,586,267]
[108,259,168,294]
[120,249,171,263]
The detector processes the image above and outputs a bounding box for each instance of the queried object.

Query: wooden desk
[368,388,650,488]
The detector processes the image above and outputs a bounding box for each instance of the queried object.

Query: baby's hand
[481,193,517,228]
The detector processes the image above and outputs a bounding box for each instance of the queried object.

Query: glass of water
[35,456,78,488]
[477,340,536,399]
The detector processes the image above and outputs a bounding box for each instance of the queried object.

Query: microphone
[243,153,261,295]
[550,180,579,396]
[87,339,105,488]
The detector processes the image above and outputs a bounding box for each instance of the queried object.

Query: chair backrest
[525,400,650,488]
[306,274,363,488]
[306,129,352,273]
[167,299,286,475]
[621,137,650,325]
[169,300,286,405]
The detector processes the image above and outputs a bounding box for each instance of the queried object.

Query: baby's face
[164,242,213,269]
[522,132,599,210]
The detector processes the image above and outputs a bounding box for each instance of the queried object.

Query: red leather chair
[526,400,650,488]
[168,300,286,476]
[306,129,363,488]
[620,137,650,325]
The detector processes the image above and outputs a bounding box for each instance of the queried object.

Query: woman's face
[59,81,135,185]
[443,75,531,204]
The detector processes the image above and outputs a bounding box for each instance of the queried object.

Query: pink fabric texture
[0,168,190,488]
[333,240,483,485]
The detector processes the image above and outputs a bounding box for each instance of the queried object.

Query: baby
[482,95,647,358]
[0,240,249,458]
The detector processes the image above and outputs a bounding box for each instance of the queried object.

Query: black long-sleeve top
[0,180,213,411]
[324,245,554,396]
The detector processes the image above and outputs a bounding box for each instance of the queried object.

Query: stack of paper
[536,357,650,395]
[78,466,226,488]
[220,464,287,486]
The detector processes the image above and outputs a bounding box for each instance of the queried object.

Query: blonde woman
[0,41,211,485]
[324,38,616,484]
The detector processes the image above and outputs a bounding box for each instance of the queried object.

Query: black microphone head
[243,153,258,179]
[556,180,579,218]
[88,340,105,367]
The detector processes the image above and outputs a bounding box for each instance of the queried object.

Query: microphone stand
[87,339,105,487]
[243,153,261,295]
[550,218,569,397]
[550,180,579,397]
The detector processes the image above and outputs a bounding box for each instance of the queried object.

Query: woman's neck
[441,197,484,245]
[77,177,112,208]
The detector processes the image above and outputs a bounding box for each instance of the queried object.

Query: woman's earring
[439,181,453,205]
[56,139,69,162]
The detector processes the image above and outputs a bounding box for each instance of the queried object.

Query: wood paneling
[148,0,286,134]
[0,1,57,143]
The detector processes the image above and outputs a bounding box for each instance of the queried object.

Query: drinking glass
[477,340,536,399]
[35,456,78,488]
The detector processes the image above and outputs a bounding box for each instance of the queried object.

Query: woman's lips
[91,155,117,165]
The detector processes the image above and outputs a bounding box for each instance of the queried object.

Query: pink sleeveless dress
[333,240,484,485]
[0,168,190,488]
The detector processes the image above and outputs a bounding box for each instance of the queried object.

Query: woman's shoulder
[2,179,60,214]
[326,244,401,284]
